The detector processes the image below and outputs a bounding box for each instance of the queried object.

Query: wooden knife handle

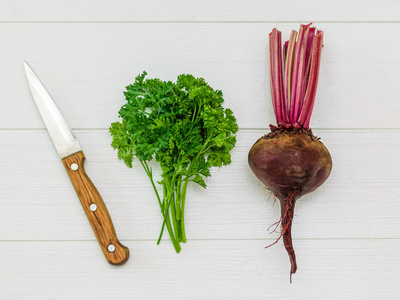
[62,151,129,265]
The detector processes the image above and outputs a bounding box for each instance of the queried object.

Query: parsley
[110,72,238,252]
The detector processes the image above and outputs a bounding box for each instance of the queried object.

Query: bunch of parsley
[110,72,238,252]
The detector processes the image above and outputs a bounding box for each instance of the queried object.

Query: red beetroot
[248,24,332,281]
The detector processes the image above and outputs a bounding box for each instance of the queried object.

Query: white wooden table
[1,1,399,298]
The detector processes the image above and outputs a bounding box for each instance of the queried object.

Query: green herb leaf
[110,72,238,251]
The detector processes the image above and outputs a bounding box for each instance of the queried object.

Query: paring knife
[24,62,129,265]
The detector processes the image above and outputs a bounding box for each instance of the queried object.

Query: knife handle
[62,151,130,265]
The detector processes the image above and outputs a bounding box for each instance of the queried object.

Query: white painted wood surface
[1,1,400,298]
[1,23,400,129]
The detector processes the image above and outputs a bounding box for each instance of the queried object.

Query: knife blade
[24,62,129,265]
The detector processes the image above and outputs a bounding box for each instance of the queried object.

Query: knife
[24,62,130,265]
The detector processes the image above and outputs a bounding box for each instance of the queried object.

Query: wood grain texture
[61,150,129,265]
[0,240,399,299]
[0,23,400,129]
[0,0,399,22]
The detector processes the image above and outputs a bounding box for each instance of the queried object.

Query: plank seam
[1,128,400,132]
[1,238,399,242]
[0,21,399,24]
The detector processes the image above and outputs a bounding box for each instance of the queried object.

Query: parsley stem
[165,210,181,252]
[140,159,179,248]
[180,178,189,243]
[141,164,180,252]
[175,177,183,242]
[168,179,179,242]
[175,177,182,220]
[140,160,162,211]
[162,184,181,252]
[157,184,168,243]
[157,218,166,245]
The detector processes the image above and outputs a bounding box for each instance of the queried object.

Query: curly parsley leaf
[110,72,238,252]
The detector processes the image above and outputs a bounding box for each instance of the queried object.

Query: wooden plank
[1,23,399,129]
[0,239,398,298]
[0,130,398,241]
[1,0,399,22]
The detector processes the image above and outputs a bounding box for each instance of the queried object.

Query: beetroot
[248,24,332,281]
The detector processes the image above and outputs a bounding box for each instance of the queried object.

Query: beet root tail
[280,192,298,282]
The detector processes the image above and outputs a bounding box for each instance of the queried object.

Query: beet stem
[269,29,288,124]
[268,23,324,129]
[284,30,297,112]
[297,30,324,128]
[292,24,312,123]
[288,24,307,123]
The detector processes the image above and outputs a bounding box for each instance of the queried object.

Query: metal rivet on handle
[70,163,79,171]
[90,204,97,212]
[108,244,116,253]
